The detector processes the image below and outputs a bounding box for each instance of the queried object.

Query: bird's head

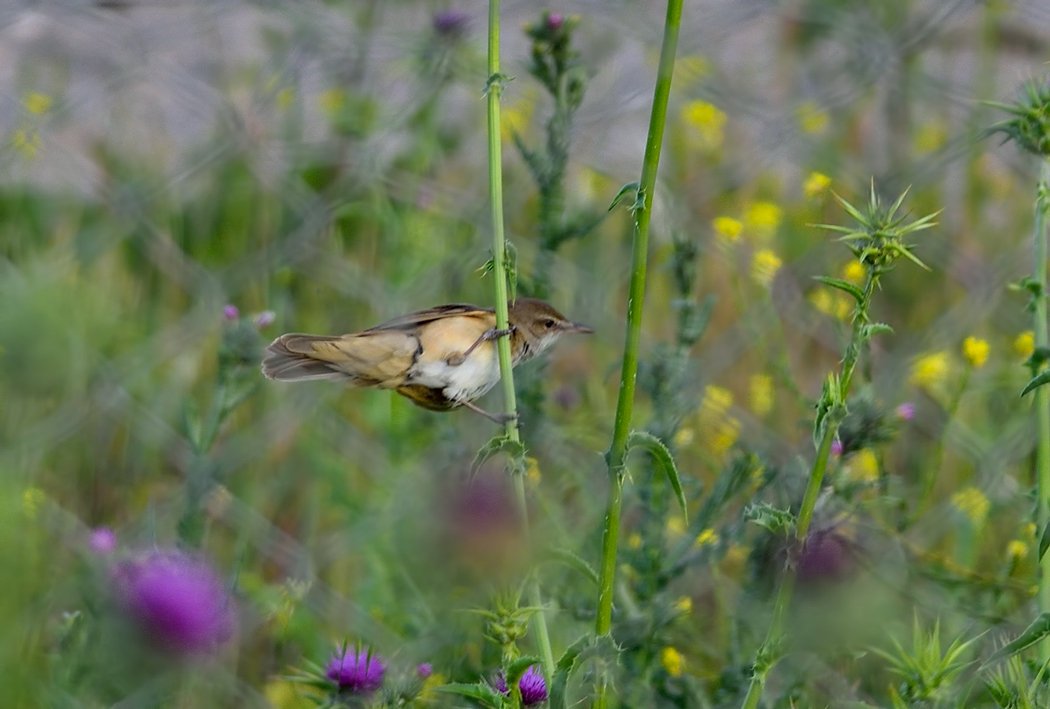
[509,298,594,357]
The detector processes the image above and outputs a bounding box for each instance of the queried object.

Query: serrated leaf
[546,547,599,586]
[550,634,593,709]
[813,275,865,303]
[608,182,640,212]
[506,655,542,691]
[1040,520,1050,562]
[472,435,526,474]
[863,322,894,338]
[627,431,686,520]
[744,502,796,535]
[1021,370,1050,397]
[434,682,504,708]
[982,613,1050,667]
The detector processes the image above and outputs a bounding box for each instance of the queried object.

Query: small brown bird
[261,298,593,422]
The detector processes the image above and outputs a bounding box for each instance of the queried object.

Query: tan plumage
[261,298,593,421]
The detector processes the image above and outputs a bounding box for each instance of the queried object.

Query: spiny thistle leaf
[813,275,865,303]
[627,430,686,520]
[983,613,1050,667]
[1020,370,1050,397]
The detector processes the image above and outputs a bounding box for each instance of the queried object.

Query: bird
[261,297,593,422]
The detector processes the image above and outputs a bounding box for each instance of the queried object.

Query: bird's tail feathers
[261,334,354,382]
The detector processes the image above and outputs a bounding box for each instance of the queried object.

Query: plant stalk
[740,269,876,709]
[1034,158,1050,659]
[592,0,682,705]
[485,0,554,682]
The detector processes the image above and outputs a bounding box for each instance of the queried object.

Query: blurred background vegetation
[4,0,1050,707]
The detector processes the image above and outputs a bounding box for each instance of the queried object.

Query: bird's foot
[448,326,517,367]
[461,401,521,427]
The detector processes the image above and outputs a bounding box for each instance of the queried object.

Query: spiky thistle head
[985,78,1050,157]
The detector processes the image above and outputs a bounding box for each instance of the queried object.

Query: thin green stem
[485,0,554,682]
[740,269,876,709]
[592,0,682,705]
[1033,159,1050,659]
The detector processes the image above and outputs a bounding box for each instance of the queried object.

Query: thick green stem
[485,0,554,682]
[1034,159,1050,659]
[740,270,876,709]
[592,0,682,706]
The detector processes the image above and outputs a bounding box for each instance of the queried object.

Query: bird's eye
[544,318,556,328]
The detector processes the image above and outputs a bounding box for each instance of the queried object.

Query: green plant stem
[739,269,876,709]
[592,0,682,705]
[485,0,554,683]
[1033,158,1050,659]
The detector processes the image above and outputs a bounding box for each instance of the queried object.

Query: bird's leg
[447,325,516,366]
[461,400,520,426]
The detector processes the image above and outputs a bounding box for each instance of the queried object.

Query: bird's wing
[363,303,492,332]
[414,310,497,363]
[264,331,420,388]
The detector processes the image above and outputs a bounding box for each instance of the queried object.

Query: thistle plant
[990,77,1050,659]
[739,185,938,709]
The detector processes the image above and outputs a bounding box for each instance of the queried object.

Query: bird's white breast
[408,346,502,403]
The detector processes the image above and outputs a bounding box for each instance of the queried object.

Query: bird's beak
[562,320,595,334]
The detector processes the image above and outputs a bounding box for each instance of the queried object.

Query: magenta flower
[896,402,915,420]
[495,666,547,706]
[89,527,117,555]
[326,645,386,694]
[797,531,852,584]
[546,13,564,30]
[112,550,234,654]
[222,305,239,321]
[253,311,276,328]
[417,663,433,679]
[830,439,843,456]
[433,9,469,36]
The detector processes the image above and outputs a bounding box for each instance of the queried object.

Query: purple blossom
[896,402,915,420]
[433,9,470,36]
[253,310,276,328]
[797,531,852,584]
[222,305,239,321]
[417,663,433,679]
[326,645,386,694]
[495,666,547,706]
[546,13,564,30]
[89,527,117,555]
[112,550,234,654]
[830,439,843,456]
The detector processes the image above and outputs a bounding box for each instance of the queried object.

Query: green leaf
[983,613,1050,667]
[1040,520,1050,562]
[813,275,865,303]
[472,435,526,474]
[744,502,796,535]
[506,655,542,691]
[545,547,599,586]
[862,322,894,339]
[1022,370,1050,397]
[434,682,505,708]
[608,182,640,212]
[626,430,686,520]
[550,634,593,709]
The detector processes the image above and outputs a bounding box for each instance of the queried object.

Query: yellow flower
[951,486,989,527]
[713,216,743,243]
[797,102,829,134]
[25,92,52,115]
[676,56,711,86]
[749,374,774,417]
[525,457,542,489]
[420,672,447,701]
[660,646,685,677]
[22,488,45,518]
[845,449,879,484]
[12,129,40,159]
[1007,539,1029,560]
[681,100,726,151]
[914,122,947,153]
[745,202,782,241]
[264,679,318,709]
[695,528,719,548]
[1024,522,1038,539]
[842,260,865,283]
[1015,331,1036,359]
[698,386,739,456]
[502,88,537,142]
[751,249,782,288]
[700,385,733,415]
[909,351,951,390]
[803,171,832,198]
[673,427,695,448]
[962,336,989,368]
[318,88,345,116]
[628,532,643,550]
[673,596,693,614]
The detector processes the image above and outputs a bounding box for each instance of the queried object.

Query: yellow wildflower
[1007,539,1029,560]
[628,532,643,550]
[673,427,695,448]
[525,457,542,489]
[12,129,40,159]
[681,100,726,151]
[845,449,879,484]
[700,385,733,415]
[25,92,52,115]
[1015,331,1036,359]
[803,171,832,198]
[660,647,685,677]
[318,88,346,116]
[909,351,951,390]
[749,374,775,417]
[745,201,782,241]
[1024,522,1038,539]
[698,386,739,456]
[951,486,989,527]
[420,672,447,701]
[914,122,947,153]
[674,596,693,614]
[797,102,829,134]
[713,216,743,244]
[22,487,45,518]
[751,249,782,288]
[666,516,687,538]
[501,89,537,142]
[962,336,989,368]
[695,528,719,548]
[264,679,318,709]
[843,260,865,283]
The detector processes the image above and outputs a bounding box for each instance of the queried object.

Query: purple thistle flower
[546,13,564,30]
[830,439,843,456]
[417,663,433,679]
[896,402,915,421]
[253,310,276,328]
[89,527,117,555]
[495,666,547,706]
[797,531,852,584]
[326,645,386,694]
[113,550,234,654]
[433,9,470,36]
[222,304,239,321]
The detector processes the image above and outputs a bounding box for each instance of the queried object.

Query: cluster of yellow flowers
[844,449,879,484]
[962,336,989,368]
[698,385,740,457]
[681,100,726,152]
[749,374,775,417]
[951,486,990,527]
[12,92,52,160]
[909,351,951,391]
